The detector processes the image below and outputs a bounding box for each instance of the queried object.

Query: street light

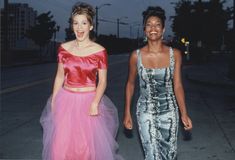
[117,16,128,38]
[129,21,141,39]
[95,3,111,37]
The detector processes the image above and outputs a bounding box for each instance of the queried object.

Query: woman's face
[72,14,93,42]
[144,16,164,41]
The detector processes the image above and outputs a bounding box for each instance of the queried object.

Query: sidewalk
[185,65,235,88]
[183,55,235,88]
[178,55,235,159]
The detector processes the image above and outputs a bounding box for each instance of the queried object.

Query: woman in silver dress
[123,6,192,160]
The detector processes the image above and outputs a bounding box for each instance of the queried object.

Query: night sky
[1,0,233,42]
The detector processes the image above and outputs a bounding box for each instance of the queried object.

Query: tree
[26,11,58,60]
[172,0,232,49]
[65,18,75,41]
[171,1,192,41]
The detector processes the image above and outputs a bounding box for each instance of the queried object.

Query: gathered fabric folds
[40,88,123,160]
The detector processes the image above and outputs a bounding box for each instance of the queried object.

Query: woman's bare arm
[173,49,192,130]
[123,51,138,129]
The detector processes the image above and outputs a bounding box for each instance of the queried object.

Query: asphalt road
[1,54,235,160]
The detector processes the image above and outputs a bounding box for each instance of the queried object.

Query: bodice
[58,46,107,88]
[136,48,175,101]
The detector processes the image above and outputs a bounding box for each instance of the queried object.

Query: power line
[99,18,128,25]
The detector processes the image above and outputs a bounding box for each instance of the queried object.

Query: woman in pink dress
[40,2,123,160]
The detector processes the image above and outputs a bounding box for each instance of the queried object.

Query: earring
[162,31,165,40]
[143,36,147,42]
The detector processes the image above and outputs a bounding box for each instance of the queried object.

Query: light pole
[129,21,141,39]
[95,3,111,38]
[53,25,60,59]
[4,0,8,51]
[117,16,128,38]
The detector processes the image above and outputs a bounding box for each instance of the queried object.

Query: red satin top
[58,46,108,88]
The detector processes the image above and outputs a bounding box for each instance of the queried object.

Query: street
[1,54,235,160]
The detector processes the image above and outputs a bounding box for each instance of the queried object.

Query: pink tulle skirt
[40,88,123,160]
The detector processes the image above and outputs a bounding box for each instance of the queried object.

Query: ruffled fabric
[40,88,123,160]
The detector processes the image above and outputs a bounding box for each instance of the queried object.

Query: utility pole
[117,18,120,38]
[95,3,111,38]
[53,26,60,59]
[129,25,132,38]
[4,0,8,53]
[95,6,98,38]
[3,0,10,65]
[116,16,128,38]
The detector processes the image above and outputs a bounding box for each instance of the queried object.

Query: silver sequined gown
[136,48,179,160]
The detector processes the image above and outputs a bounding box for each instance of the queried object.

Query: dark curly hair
[142,6,166,29]
[71,2,95,25]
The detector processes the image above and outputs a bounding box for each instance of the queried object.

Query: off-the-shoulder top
[58,46,108,88]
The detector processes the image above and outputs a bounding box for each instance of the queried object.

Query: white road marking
[1,59,128,94]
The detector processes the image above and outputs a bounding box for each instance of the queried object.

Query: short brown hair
[71,2,95,25]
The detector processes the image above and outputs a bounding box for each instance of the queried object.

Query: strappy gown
[136,48,179,160]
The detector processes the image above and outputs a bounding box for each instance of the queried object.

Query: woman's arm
[173,49,192,130]
[123,51,138,129]
[89,69,107,116]
[51,63,64,110]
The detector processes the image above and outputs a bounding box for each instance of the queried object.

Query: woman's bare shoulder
[61,40,75,50]
[91,42,105,52]
[171,47,182,62]
[172,48,182,57]
[129,49,139,63]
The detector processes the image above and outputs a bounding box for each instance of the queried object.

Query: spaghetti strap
[136,49,140,59]
[169,47,175,68]
[136,49,141,68]
[136,46,179,160]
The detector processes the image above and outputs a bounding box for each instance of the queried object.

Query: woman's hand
[123,113,133,130]
[89,102,99,116]
[181,114,193,130]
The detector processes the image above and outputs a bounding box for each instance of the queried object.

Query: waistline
[63,85,96,93]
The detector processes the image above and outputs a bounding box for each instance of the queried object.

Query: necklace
[74,40,92,50]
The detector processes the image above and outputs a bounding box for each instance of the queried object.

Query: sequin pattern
[136,48,179,160]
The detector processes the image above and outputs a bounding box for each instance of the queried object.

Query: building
[1,3,37,51]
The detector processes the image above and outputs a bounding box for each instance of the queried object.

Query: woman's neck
[75,38,92,49]
[147,40,163,53]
